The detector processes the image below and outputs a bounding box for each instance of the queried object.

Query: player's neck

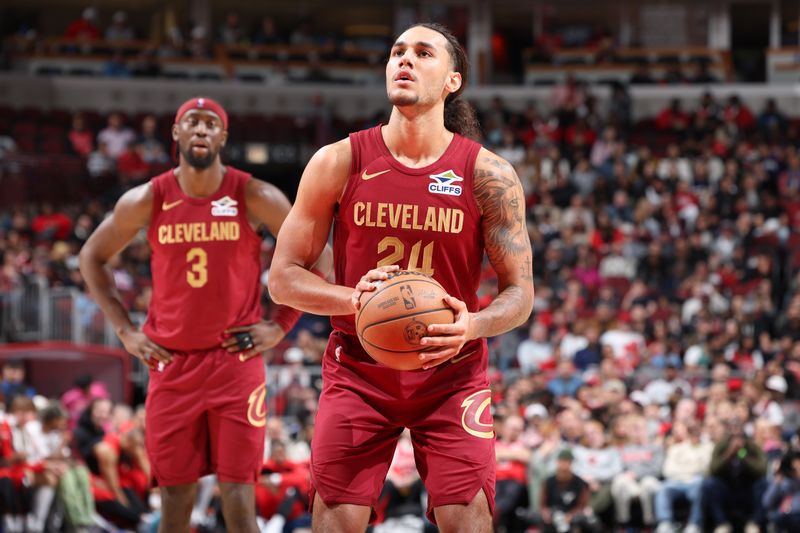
[174,161,225,198]
[383,107,453,168]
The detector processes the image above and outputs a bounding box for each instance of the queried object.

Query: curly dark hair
[409,22,481,140]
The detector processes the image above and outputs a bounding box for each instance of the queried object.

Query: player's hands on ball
[222,320,284,362]
[119,328,172,369]
[351,265,400,312]
[419,295,474,370]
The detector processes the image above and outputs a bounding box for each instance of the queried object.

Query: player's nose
[398,51,414,68]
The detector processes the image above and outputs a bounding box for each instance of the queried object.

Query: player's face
[172,109,228,170]
[386,26,462,108]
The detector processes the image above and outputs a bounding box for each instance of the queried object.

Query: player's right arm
[78,183,172,367]
[269,139,395,315]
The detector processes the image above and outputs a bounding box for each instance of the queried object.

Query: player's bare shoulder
[114,181,155,229]
[297,137,353,204]
[472,147,528,256]
[316,137,353,171]
[311,137,353,182]
[244,175,290,210]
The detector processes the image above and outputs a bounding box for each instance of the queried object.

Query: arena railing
[522,46,734,84]
[2,71,799,124]
[5,36,385,84]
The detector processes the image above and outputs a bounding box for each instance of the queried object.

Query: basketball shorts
[145,348,266,486]
[311,331,496,524]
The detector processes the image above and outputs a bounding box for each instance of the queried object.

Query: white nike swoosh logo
[162,199,183,211]
[361,169,391,180]
[451,349,477,364]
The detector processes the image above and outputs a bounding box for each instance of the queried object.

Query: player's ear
[446,71,462,96]
[221,129,228,147]
[171,123,179,142]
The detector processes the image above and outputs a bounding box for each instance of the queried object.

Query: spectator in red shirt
[73,399,148,529]
[495,414,532,529]
[722,95,756,132]
[255,439,311,531]
[116,142,149,185]
[589,210,624,256]
[67,113,94,157]
[64,8,100,41]
[656,99,690,133]
[31,204,73,242]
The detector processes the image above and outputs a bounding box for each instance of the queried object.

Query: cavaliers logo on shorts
[247,383,267,427]
[459,389,494,439]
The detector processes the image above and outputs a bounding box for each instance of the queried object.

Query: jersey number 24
[376,236,435,276]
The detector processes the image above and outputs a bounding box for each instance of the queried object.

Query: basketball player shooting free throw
[269,23,534,533]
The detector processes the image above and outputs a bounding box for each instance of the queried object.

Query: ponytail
[444,98,481,140]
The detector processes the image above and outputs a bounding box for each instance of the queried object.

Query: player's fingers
[376,265,400,273]
[443,295,467,312]
[224,325,253,334]
[420,353,454,370]
[239,349,261,362]
[419,347,454,360]
[363,268,394,281]
[134,352,157,369]
[426,322,466,335]
[419,335,463,347]
[146,342,172,363]
[141,351,165,371]
[355,280,379,292]
[220,337,239,349]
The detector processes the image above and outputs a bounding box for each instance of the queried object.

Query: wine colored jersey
[143,167,262,351]
[332,125,484,343]
[313,126,496,524]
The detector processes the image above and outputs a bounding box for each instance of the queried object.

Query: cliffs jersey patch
[428,170,463,196]
[211,196,238,216]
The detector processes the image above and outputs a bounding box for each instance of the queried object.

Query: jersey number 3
[377,236,435,276]
[186,247,208,288]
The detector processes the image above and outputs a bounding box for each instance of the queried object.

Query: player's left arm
[420,148,534,368]
[221,178,333,361]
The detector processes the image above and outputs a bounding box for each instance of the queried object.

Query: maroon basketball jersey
[332,125,485,356]
[143,167,262,351]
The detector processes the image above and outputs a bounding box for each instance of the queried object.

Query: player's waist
[143,317,261,353]
[328,329,486,366]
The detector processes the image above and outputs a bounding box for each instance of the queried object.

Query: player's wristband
[271,305,302,333]
[270,268,326,333]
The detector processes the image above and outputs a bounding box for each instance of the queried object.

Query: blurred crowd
[1,7,391,82]
[0,7,732,85]
[2,80,800,532]
[0,360,317,533]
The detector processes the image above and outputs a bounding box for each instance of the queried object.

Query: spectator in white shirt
[517,322,553,375]
[96,113,135,159]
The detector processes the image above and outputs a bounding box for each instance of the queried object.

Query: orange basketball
[356,271,454,370]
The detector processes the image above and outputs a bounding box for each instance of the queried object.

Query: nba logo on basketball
[400,285,416,309]
[428,170,463,196]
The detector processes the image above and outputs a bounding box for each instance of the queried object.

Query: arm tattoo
[474,156,530,260]
[470,154,534,339]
